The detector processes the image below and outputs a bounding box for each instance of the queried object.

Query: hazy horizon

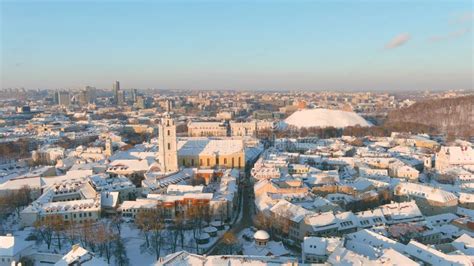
[2,1,473,91]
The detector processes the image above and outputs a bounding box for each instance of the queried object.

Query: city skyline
[1,1,473,90]
[1,1,474,264]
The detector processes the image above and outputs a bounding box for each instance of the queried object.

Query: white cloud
[429,28,471,42]
[385,33,411,49]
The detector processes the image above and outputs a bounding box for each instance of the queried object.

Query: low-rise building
[302,236,341,263]
[405,240,471,266]
[187,121,228,137]
[436,146,474,172]
[394,182,458,215]
[55,244,107,266]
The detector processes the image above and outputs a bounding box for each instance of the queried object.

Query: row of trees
[258,121,441,141]
[0,186,33,230]
[33,215,128,265]
[56,135,99,150]
[0,138,37,160]
[135,204,214,258]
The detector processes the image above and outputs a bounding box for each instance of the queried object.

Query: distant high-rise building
[78,90,88,106]
[131,89,138,102]
[58,91,70,107]
[85,86,97,104]
[53,91,59,104]
[113,81,120,104]
[135,95,146,109]
[117,90,125,106]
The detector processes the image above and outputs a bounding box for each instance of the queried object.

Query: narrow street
[206,163,255,255]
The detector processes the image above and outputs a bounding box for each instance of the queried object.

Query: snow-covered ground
[121,223,229,265]
[1,211,231,266]
[283,108,371,128]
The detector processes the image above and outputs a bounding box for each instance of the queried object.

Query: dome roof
[254,230,270,240]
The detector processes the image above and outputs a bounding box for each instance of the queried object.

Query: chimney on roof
[72,244,80,251]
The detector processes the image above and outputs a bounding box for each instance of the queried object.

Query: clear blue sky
[1,0,473,90]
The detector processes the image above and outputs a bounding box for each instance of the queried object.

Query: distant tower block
[105,138,113,157]
[158,114,179,173]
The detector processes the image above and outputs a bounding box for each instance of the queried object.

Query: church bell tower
[158,114,178,173]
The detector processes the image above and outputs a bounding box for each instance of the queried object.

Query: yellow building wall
[178,152,245,169]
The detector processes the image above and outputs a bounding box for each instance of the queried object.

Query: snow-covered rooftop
[0,234,33,257]
[395,182,458,204]
[177,138,244,156]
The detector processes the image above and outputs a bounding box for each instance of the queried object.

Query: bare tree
[254,212,272,236]
[171,213,186,253]
[110,213,123,235]
[203,205,212,227]
[135,210,154,248]
[188,204,209,253]
[12,186,32,217]
[64,221,79,246]
[150,212,165,260]
[34,215,64,250]
[79,220,95,252]
[113,237,129,266]
[0,186,33,223]
[222,232,239,254]
[93,222,117,264]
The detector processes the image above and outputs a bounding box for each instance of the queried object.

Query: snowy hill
[283,108,371,128]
